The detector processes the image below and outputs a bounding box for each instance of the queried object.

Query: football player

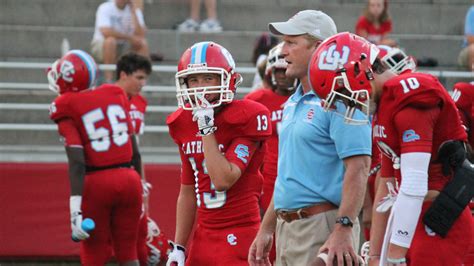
[451,81,474,265]
[309,32,474,265]
[114,52,155,266]
[244,42,295,265]
[166,41,272,266]
[48,50,143,266]
[245,42,295,212]
[362,45,417,243]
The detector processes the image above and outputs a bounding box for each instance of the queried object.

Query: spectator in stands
[91,0,150,83]
[251,33,279,90]
[355,0,396,46]
[249,10,370,266]
[458,5,474,71]
[176,0,222,33]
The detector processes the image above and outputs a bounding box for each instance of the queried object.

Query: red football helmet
[146,218,172,266]
[175,41,242,110]
[47,50,98,94]
[377,45,416,75]
[309,32,379,124]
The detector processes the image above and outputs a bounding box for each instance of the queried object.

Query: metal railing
[1,61,474,133]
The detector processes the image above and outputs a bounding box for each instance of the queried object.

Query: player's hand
[166,241,186,266]
[319,226,359,266]
[248,230,273,266]
[70,196,90,241]
[192,95,217,136]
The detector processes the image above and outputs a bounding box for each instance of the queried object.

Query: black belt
[86,162,132,173]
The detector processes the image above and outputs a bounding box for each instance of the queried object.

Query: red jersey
[373,73,467,191]
[129,94,147,135]
[49,84,134,167]
[167,100,272,229]
[355,16,392,44]
[452,82,474,148]
[244,89,289,186]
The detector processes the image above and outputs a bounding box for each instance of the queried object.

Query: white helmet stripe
[69,49,97,88]
[190,42,209,64]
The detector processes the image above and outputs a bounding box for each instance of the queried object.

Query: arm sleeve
[58,119,83,148]
[394,106,440,154]
[224,137,260,173]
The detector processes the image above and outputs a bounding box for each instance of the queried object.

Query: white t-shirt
[92,1,146,42]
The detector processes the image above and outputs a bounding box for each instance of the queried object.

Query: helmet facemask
[382,48,416,75]
[47,60,61,94]
[323,70,371,125]
[176,64,237,110]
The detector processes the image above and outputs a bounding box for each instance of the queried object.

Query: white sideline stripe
[0,62,256,74]
[0,82,253,94]
[0,103,178,112]
[0,123,169,132]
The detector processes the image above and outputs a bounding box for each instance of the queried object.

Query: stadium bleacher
[1,0,473,163]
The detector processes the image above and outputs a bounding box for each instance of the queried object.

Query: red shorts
[186,223,259,266]
[80,168,142,265]
[407,201,474,265]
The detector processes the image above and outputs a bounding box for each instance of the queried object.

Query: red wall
[0,163,181,258]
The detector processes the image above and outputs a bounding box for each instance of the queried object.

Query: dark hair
[363,0,391,24]
[252,33,279,64]
[116,52,152,80]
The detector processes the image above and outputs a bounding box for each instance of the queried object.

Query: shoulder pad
[385,73,445,109]
[49,93,72,122]
[244,89,266,102]
[222,100,272,140]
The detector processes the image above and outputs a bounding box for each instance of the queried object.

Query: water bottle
[72,218,95,242]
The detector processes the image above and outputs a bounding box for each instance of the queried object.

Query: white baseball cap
[269,10,337,40]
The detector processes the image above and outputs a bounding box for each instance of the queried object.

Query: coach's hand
[166,241,186,266]
[319,225,359,266]
[70,196,90,241]
[248,230,273,266]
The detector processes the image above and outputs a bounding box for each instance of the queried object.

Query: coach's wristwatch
[335,216,353,227]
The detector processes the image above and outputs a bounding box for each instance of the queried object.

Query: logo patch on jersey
[306,108,315,121]
[227,233,237,246]
[402,129,420,143]
[234,144,249,163]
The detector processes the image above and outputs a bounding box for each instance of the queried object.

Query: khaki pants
[90,39,130,63]
[275,209,360,266]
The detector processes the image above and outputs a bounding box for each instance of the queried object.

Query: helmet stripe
[200,42,208,63]
[69,50,97,88]
[190,42,209,64]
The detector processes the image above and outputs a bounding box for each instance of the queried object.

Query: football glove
[166,241,186,266]
[70,195,90,241]
[192,95,217,136]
